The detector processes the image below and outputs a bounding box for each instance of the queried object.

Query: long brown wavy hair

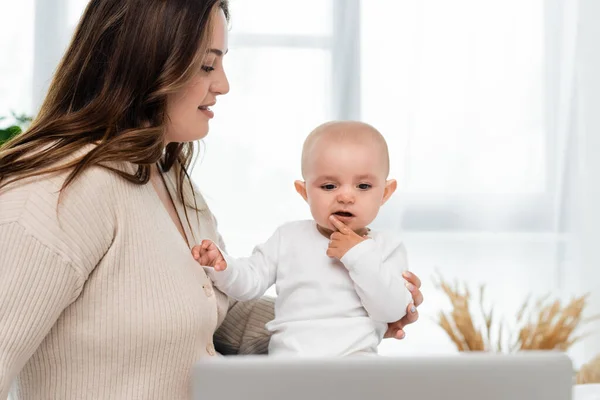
[0,0,229,210]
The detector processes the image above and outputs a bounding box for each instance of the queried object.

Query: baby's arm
[192,228,281,302]
[340,236,411,323]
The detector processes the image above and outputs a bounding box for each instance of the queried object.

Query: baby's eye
[357,183,372,190]
[321,184,337,191]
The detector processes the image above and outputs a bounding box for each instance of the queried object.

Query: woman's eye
[321,184,336,190]
[201,65,215,72]
[357,183,372,190]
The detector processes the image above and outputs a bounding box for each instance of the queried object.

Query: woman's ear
[294,180,308,202]
[382,179,397,204]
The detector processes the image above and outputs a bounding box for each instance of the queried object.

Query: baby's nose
[336,191,355,204]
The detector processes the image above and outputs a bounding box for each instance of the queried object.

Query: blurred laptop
[192,352,572,400]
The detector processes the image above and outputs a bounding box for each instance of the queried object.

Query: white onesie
[204,220,411,357]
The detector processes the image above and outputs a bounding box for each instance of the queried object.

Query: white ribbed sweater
[0,159,273,399]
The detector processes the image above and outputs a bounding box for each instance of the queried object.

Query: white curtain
[572,0,600,367]
[1,0,598,367]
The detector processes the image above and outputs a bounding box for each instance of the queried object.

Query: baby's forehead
[312,123,382,144]
[306,143,388,177]
[311,171,383,181]
[310,134,386,157]
[301,121,390,178]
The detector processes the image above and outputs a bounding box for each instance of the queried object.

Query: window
[0,1,35,121]
[195,0,569,357]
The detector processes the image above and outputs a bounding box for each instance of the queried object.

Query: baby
[193,121,412,357]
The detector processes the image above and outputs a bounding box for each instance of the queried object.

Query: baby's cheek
[311,206,327,221]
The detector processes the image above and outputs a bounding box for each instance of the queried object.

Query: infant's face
[302,140,391,233]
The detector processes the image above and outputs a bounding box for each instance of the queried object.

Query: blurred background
[2,0,599,367]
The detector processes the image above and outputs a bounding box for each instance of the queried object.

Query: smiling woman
[0,1,272,399]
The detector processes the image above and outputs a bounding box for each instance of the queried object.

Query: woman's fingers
[403,271,424,307]
[402,270,422,289]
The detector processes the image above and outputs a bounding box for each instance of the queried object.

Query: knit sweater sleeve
[0,167,117,397]
[213,296,274,355]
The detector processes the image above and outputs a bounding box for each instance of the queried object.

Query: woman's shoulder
[0,163,121,274]
[0,143,127,237]
[2,163,120,216]
[3,142,133,198]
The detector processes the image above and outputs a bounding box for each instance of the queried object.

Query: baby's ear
[294,180,308,202]
[382,179,397,204]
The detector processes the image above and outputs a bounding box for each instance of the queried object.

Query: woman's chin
[169,132,209,143]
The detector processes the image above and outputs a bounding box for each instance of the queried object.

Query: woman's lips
[198,106,214,118]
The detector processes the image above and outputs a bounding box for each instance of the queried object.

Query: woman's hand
[384,270,423,339]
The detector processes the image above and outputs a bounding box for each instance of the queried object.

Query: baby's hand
[326,215,368,259]
[191,240,227,271]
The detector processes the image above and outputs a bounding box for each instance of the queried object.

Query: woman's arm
[0,225,88,398]
[213,297,274,355]
[0,167,116,397]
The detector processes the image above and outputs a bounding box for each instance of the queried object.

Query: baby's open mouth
[333,211,354,217]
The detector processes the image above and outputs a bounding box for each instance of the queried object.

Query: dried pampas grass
[577,354,600,384]
[433,273,597,353]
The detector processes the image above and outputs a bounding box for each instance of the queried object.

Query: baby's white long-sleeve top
[204,220,411,357]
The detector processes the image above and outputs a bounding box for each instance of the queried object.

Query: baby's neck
[316,224,370,239]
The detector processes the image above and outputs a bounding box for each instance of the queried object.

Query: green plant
[0,112,32,147]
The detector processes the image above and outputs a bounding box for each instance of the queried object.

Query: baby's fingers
[214,260,227,271]
[328,215,351,234]
[199,254,213,266]
[191,246,202,260]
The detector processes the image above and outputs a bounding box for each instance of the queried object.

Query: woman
[0,0,424,398]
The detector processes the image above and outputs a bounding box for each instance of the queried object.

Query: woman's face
[165,8,230,143]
